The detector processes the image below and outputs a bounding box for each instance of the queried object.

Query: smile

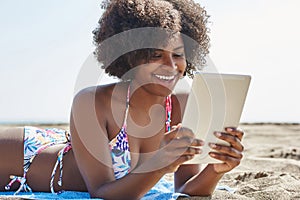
[154,74,175,81]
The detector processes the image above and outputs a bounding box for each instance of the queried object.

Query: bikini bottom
[4,126,72,194]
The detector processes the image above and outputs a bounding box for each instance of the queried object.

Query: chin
[147,83,176,97]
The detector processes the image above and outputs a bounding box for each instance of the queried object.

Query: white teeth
[154,74,175,81]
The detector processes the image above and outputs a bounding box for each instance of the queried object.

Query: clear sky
[0,0,299,123]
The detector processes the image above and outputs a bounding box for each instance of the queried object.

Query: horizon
[1,121,299,126]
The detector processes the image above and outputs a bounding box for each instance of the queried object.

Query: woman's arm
[175,164,223,196]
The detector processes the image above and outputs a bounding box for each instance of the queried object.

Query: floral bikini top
[108,85,172,179]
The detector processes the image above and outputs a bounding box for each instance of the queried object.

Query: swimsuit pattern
[109,126,131,179]
[23,126,69,171]
[5,127,71,194]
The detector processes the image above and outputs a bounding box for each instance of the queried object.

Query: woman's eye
[151,52,162,59]
[173,53,185,58]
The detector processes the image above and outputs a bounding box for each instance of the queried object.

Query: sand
[0,123,299,199]
[209,123,300,200]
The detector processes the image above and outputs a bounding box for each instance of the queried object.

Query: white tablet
[182,73,251,164]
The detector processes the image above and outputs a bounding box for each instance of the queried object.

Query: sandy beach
[208,123,300,200]
[0,123,299,199]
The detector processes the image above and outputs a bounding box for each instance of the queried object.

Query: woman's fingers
[166,125,194,140]
[170,136,203,147]
[225,127,244,141]
[173,146,202,156]
[160,125,204,168]
[163,138,203,161]
[213,130,244,152]
[165,125,204,147]
[208,127,245,169]
[209,152,242,166]
[209,143,243,159]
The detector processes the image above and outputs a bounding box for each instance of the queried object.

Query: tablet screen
[182,73,251,164]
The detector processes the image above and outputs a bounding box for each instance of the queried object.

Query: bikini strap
[50,142,72,194]
[165,94,172,132]
[121,82,131,129]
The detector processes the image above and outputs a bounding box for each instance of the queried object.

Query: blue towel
[0,178,235,199]
[0,177,188,199]
[0,191,91,199]
[142,177,188,200]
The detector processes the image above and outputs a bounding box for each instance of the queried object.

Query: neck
[129,81,167,111]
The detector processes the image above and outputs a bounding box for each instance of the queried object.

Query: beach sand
[0,123,299,199]
[208,123,300,200]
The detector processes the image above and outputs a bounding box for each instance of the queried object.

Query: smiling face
[131,35,187,96]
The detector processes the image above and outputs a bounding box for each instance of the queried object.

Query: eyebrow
[154,46,184,52]
[173,46,184,51]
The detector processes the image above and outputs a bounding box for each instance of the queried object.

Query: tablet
[181,73,251,164]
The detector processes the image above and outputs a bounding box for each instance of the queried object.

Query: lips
[151,73,179,90]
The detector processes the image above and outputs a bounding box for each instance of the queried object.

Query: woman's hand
[160,124,204,173]
[208,127,244,174]
[135,124,204,174]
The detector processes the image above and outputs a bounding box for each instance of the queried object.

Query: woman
[0,0,244,199]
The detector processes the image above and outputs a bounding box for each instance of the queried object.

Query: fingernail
[214,132,222,137]
[225,127,234,131]
[209,143,217,149]
[209,152,216,157]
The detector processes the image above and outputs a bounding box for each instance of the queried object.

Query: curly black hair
[93,0,210,79]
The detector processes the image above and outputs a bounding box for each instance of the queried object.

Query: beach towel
[0,177,188,199]
[0,175,235,199]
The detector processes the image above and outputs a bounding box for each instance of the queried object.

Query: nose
[164,54,177,70]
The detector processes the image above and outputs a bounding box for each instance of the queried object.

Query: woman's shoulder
[70,83,126,132]
[74,83,114,98]
[72,82,129,109]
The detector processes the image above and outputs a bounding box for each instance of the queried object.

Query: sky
[0,0,299,123]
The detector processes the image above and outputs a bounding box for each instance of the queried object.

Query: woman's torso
[97,82,185,174]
